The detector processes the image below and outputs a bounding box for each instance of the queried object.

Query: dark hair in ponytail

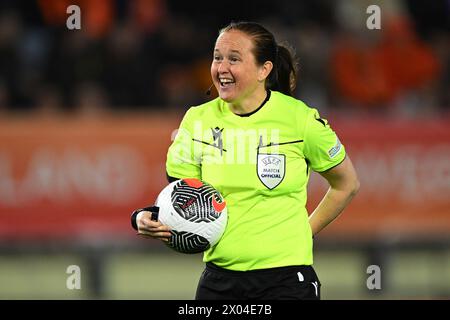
[219,21,298,97]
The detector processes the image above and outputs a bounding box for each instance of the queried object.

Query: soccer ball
[154,178,228,254]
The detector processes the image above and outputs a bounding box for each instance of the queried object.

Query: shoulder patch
[328,138,342,159]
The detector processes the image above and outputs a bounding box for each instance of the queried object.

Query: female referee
[132,21,360,300]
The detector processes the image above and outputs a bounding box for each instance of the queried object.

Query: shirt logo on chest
[211,127,224,156]
[257,153,286,190]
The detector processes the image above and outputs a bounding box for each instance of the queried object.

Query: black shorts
[195,262,321,300]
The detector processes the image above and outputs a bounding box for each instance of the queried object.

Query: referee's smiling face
[211,30,270,108]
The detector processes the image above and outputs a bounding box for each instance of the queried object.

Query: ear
[258,61,273,82]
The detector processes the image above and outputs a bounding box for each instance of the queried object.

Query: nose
[217,60,230,74]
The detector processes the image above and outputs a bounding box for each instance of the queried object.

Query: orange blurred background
[0,0,449,300]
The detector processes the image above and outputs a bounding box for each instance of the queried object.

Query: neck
[229,87,268,115]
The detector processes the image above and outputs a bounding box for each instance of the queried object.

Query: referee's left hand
[136,211,172,242]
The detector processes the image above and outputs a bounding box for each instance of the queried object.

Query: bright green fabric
[166,91,346,271]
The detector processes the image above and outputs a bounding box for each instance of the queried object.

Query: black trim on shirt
[192,138,227,152]
[315,154,347,173]
[166,173,179,183]
[236,90,271,117]
[258,139,304,149]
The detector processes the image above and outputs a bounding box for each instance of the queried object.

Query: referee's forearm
[308,186,358,236]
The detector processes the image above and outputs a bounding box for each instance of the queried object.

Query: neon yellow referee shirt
[166,90,346,271]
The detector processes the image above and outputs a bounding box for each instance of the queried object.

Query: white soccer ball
[155,178,228,254]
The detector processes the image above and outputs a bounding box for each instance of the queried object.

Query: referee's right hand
[136,211,172,242]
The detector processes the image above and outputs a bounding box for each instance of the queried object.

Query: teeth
[219,78,234,85]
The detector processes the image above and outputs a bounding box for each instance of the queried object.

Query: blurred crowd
[0,0,448,117]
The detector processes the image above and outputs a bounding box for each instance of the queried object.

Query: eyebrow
[214,49,241,54]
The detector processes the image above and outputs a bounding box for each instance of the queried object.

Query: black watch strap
[130,206,160,230]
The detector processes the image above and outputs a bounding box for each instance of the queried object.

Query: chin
[218,91,235,103]
[220,96,232,103]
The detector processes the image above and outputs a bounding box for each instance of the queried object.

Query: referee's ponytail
[219,21,298,97]
[271,43,298,97]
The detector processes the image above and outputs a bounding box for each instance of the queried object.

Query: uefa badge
[257,153,286,189]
